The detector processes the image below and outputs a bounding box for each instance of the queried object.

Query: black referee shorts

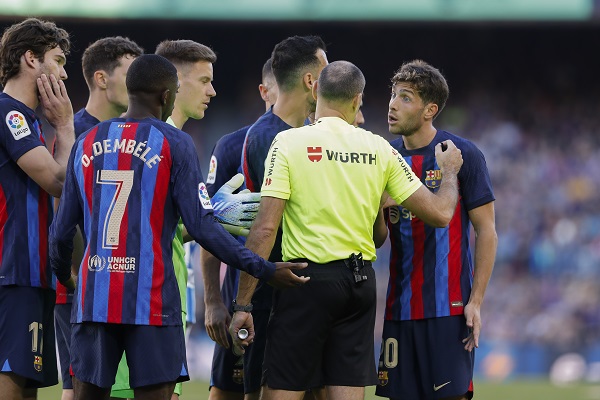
[262,260,377,391]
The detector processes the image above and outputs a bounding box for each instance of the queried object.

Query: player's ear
[303,71,316,92]
[94,71,107,90]
[424,103,438,120]
[23,50,37,69]
[160,89,170,106]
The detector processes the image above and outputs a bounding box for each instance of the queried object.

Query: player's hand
[36,74,74,132]
[380,191,397,209]
[268,262,310,289]
[63,274,77,291]
[229,311,255,355]
[205,301,232,348]
[462,302,481,352]
[212,174,260,232]
[435,140,463,176]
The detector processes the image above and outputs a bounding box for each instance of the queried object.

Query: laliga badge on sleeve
[6,111,31,140]
[198,182,213,210]
[206,155,217,184]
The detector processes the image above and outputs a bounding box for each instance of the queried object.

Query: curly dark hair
[0,18,70,87]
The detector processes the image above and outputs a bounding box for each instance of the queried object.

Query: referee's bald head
[317,61,365,103]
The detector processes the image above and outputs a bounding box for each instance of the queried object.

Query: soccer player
[229,60,464,400]
[203,57,278,400]
[375,60,497,400]
[0,17,74,400]
[53,35,143,400]
[48,54,306,400]
[236,35,328,400]
[153,38,217,400]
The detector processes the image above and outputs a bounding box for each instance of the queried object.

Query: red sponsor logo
[307,146,322,162]
[265,178,272,186]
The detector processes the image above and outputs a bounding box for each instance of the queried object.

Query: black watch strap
[232,299,253,312]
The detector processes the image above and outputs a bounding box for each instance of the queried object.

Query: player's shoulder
[217,124,251,147]
[0,93,32,119]
[437,130,481,154]
[247,110,288,140]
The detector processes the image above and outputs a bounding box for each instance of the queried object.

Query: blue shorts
[54,303,73,389]
[70,322,189,389]
[0,286,58,388]
[376,316,474,400]
[210,332,244,393]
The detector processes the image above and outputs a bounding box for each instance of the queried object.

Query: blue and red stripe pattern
[49,118,276,326]
[0,94,54,289]
[384,130,494,321]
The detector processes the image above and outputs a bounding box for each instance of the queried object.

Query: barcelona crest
[34,355,43,372]
[425,169,442,189]
[232,367,244,385]
[378,370,389,386]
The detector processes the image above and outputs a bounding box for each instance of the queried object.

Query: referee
[230,60,464,400]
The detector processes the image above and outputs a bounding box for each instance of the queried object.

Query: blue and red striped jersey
[56,108,100,305]
[206,125,249,309]
[384,130,495,321]
[49,117,276,326]
[241,108,291,311]
[0,93,54,289]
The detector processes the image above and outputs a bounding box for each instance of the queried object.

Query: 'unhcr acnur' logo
[88,255,106,272]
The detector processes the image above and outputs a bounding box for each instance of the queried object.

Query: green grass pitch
[37,379,599,399]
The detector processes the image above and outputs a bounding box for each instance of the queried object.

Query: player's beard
[390,109,424,137]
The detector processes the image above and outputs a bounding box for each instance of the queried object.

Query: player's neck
[85,94,124,122]
[402,125,437,150]
[272,92,311,128]
[2,77,39,110]
[169,108,187,129]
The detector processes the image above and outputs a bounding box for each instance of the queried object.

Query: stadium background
[1,0,600,398]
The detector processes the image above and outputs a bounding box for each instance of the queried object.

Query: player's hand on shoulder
[36,74,74,132]
[435,140,463,175]
[268,261,310,289]
[212,173,260,231]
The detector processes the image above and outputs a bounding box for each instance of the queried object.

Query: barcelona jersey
[206,125,249,309]
[0,93,54,289]
[384,130,495,321]
[241,108,291,311]
[49,118,275,326]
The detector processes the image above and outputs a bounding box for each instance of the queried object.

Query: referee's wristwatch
[232,299,253,313]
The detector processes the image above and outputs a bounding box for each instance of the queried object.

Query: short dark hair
[391,60,449,119]
[262,57,274,83]
[317,60,365,103]
[0,18,70,86]
[126,54,178,95]
[155,40,216,65]
[271,35,326,91]
[82,36,143,88]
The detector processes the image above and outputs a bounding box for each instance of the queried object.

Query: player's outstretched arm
[462,201,497,352]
